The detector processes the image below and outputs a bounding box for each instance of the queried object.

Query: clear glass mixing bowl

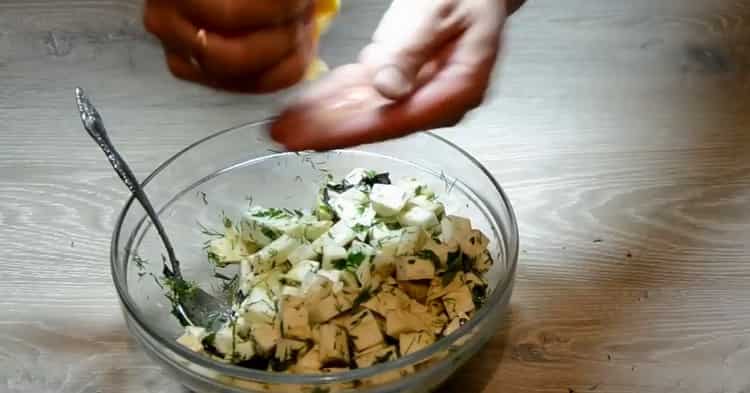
[111,120,518,393]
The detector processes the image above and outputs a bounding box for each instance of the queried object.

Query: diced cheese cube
[294,346,322,372]
[339,270,360,289]
[275,338,308,363]
[362,286,410,316]
[176,326,208,352]
[474,250,494,274]
[213,325,236,357]
[370,184,409,217]
[398,281,429,303]
[463,271,487,290]
[280,296,312,340]
[420,239,453,268]
[424,312,449,335]
[355,344,397,368]
[242,207,301,245]
[319,324,350,366]
[281,285,301,297]
[240,286,276,324]
[426,272,465,301]
[349,240,376,260]
[308,292,349,324]
[442,313,470,336]
[285,260,320,283]
[347,309,385,352]
[399,331,435,356]
[385,309,427,337]
[356,260,373,287]
[396,256,436,281]
[234,340,255,360]
[408,195,444,217]
[288,243,318,265]
[322,244,348,269]
[317,269,341,285]
[251,322,280,356]
[440,215,472,248]
[369,223,403,246]
[442,284,475,319]
[460,229,489,258]
[397,227,426,256]
[398,206,439,230]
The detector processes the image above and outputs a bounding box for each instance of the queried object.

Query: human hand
[271,0,516,151]
[144,0,319,93]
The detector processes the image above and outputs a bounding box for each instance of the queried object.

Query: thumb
[360,0,465,100]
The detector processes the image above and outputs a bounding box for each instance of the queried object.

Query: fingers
[361,0,467,99]
[192,21,304,78]
[179,0,311,31]
[144,0,199,56]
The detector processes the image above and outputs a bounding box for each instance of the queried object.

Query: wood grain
[1,0,750,392]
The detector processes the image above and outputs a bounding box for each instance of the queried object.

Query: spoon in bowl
[75,87,229,330]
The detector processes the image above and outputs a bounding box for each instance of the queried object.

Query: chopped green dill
[197,221,223,238]
[471,285,487,308]
[352,287,373,308]
[197,191,208,205]
[132,252,148,270]
[416,249,441,268]
[207,250,228,268]
[261,227,280,241]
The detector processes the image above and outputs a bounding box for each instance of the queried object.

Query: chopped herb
[326,182,353,193]
[197,191,208,205]
[261,227,280,241]
[361,172,391,187]
[416,250,441,268]
[197,221,223,238]
[352,287,373,308]
[471,285,487,308]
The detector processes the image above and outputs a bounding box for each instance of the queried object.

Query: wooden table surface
[2,0,750,392]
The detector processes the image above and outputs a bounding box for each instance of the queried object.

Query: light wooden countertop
[1,0,749,392]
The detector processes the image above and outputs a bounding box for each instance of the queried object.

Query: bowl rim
[111,118,519,386]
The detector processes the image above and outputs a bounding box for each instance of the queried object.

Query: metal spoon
[75,87,229,329]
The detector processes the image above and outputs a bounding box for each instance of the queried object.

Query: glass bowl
[111,120,518,393]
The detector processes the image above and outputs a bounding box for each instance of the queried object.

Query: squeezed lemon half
[305,0,340,80]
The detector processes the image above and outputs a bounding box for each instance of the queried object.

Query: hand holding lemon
[144,0,339,93]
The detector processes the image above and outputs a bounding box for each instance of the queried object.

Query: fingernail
[373,65,413,99]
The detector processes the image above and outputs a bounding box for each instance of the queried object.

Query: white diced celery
[329,188,375,227]
[398,206,439,230]
[288,243,318,265]
[317,269,342,285]
[395,177,427,197]
[408,195,444,217]
[313,221,357,252]
[285,260,320,283]
[459,229,490,258]
[370,184,409,217]
[242,207,301,245]
[248,234,301,274]
[207,236,246,265]
[239,286,276,324]
[302,220,333,241]
[322,244,348,269]
[396,256,436,281]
